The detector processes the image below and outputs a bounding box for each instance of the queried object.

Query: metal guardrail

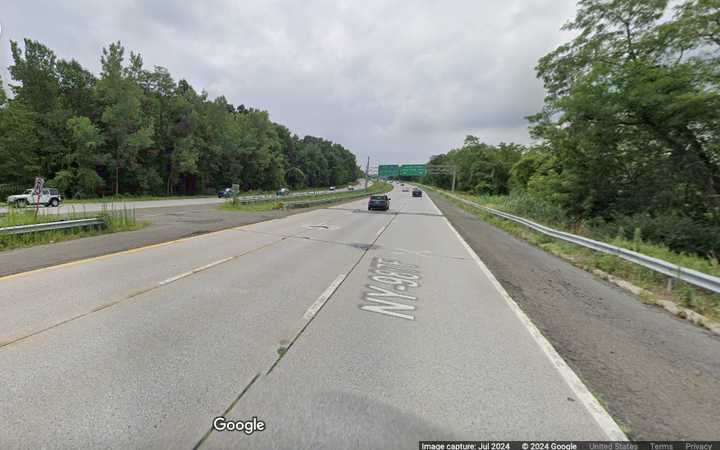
[0,218,105,235]
[438,190,720,294]
[282,191,374,209]
[229,186,368,206]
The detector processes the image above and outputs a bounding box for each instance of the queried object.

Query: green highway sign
[399,164,427,176]
[378,163,427,178]
[378,165,400,177]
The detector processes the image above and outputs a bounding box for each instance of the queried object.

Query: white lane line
[159,271,194,286]
[158,256,234,286]
[425,189,444,216]
[438,213,628,441]
[302,273,347,321]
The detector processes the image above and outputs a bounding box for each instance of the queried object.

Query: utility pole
[365,156,370,190]
[451,166,456,192]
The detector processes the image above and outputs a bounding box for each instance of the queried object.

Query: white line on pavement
[158,256,234,286]
[436,208,628,440]
[303,273,347,321]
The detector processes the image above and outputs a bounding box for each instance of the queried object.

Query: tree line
[0,40,362,199]
[425,0,720,257]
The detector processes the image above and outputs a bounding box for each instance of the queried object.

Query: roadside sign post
[33,176,44,217]
[365,157,370,190]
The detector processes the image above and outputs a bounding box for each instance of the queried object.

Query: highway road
[0,183,367,216]
[0,183,625,449]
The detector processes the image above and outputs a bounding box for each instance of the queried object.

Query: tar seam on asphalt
[231,228,472,262]
[191,373,261,450]
[194,210,403,449]
[0,238,287,351]
[264,211,401,375]
[327,207,445,218]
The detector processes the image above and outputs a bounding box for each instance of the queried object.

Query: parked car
[276,187,290,196]
[412,188,423,197]
[217,187,233,198]
[347,186,355,191]
[7,188,62,207]
[329,186,336,191]
[368,195,390,211]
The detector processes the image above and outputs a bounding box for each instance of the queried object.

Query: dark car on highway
[412,188,422,197]
[368,195,390,211]
[217,188,233,198]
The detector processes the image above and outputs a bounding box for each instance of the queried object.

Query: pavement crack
[263,212,401,376]
[191,373,261,450]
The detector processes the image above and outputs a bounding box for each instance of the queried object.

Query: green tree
[532,0,720,218]
[96,42,154,194]
[285,167,306,188]
[9,39,60,114]
[51,116,107,197]
[0,101,40,185]
[0,38,360,198]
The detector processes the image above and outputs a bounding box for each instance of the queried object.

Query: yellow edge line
[0,219,282,283]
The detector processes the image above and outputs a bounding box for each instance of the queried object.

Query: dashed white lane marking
[158,256,234,286]
[302,273,347,321]
[432,194,627,440]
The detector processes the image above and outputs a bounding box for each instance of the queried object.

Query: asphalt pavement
[428,191,720,440]
[0,184,624,449]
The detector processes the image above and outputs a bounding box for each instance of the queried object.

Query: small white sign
[33,177,44,194]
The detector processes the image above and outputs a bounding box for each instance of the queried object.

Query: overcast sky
[1,0,578,167]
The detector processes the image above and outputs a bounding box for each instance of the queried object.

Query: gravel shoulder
[429,191,720,440]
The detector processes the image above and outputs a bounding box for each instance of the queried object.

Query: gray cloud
[1,0,578,165]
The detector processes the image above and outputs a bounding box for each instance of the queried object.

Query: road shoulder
[428,190,720,440]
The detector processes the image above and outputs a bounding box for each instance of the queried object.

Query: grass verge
[0,205,146,251]
[64,194,214,204]
[221,182,392,212]
[424,185,720,323]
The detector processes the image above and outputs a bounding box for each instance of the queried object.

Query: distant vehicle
[412,188,422,197]
[329,186,336,191]
[402,187,410,192]
[7,188,62,207]
[368,195,390,211]
[400,183,405,186]
[276,187,290,196]
[217,187,233,198]
[347,186,355,191]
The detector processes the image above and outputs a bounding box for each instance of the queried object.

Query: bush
[589,211,720,258]
[500,192,569,227]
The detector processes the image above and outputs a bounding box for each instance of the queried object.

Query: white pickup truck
[7,188,63,207]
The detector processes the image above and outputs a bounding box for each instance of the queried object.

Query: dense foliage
[424,137,524,195]
[425,0,720,257]
[0,40,362,198]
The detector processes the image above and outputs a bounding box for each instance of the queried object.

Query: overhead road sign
[378,165,400,177]
[399,164,426,176]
